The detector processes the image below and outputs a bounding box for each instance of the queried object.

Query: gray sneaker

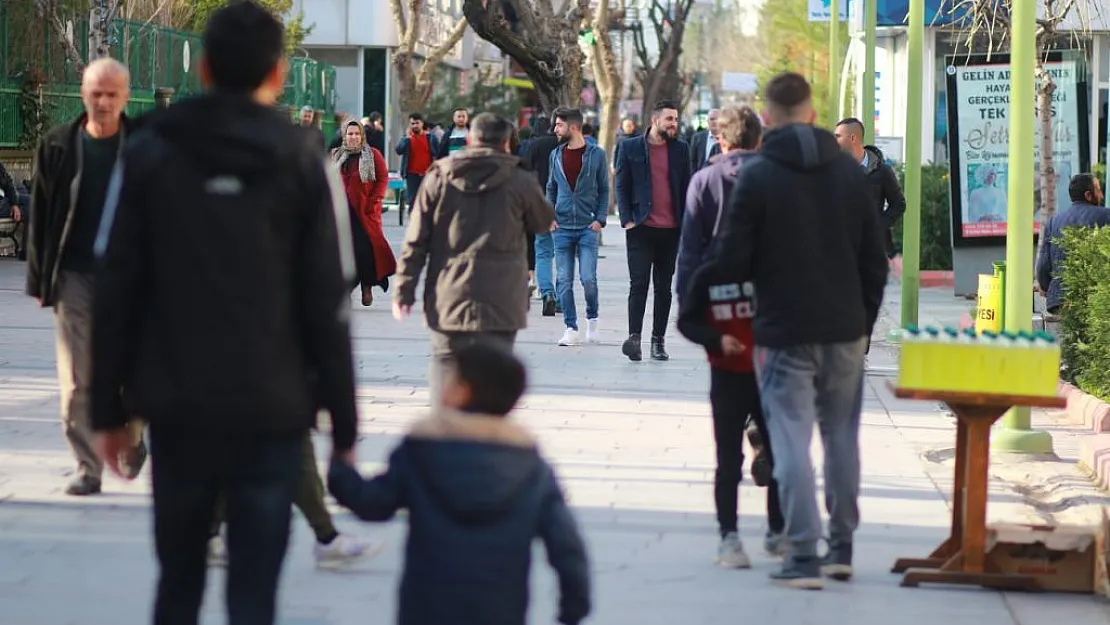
[763,532,789,557]
[716,532,751,569]
[822,542,853,581]
[769,556,824,590]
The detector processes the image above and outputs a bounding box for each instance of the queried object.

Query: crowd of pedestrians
[15,1,911,621]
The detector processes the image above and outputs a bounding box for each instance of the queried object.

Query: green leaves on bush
[1059,226,1110,398]
[892,164,953,271]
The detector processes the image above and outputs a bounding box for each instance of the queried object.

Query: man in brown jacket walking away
[393,113,555,400]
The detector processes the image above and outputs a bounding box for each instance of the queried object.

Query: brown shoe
[360,285,374,307]
[65,475,102,496]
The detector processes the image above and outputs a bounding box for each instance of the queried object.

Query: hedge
[891,164,954,271]
[1059,226,1110,400]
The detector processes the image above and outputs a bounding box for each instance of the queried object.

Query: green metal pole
[862,0,876,145]
[993,0,1053,454]
[828,0,841,128]
[900,0,922,327]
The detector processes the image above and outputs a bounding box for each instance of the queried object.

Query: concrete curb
[920,270,954,288]
[1062,380,1110,489]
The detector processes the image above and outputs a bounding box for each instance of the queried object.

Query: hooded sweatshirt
[328,410,591,625]
[708,124,888,348]
[89,94,359,450]
[394,147,555,332]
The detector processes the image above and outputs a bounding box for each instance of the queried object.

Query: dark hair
[446,340,527,415]
[202,1,284,93]
[652,99,679,113]
[581,123,595,136]
[836,117,865,138]
[763,72,812,117]
[408,112,424,122]
[518,126,533,141]
[717,106,762,150]
[368,111,382,123]
[452,107,469,115]
[533,116,551,136]
[554,108,584,128]
[470,112,514,147]
[1069,173,1099,203]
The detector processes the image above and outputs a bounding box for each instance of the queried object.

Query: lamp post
[993,0,1053,454]
[900,0,923,327]
[862,0,876,145]
[828,0,841,127]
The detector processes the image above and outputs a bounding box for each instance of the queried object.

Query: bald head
[81,58,130,137]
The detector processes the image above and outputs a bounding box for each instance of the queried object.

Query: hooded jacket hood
[141,93,304,182]
[863,145,886,174]
[404,410,543,525]
[760,124,843,173]
[445,147,520,194]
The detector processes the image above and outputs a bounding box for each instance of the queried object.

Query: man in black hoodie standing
[89,3,360,623]
[708,73,887,590]
[526,112,564,315]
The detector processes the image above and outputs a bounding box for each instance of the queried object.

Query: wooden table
[888,384,1066,590]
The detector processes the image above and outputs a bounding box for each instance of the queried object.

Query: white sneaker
[207,535,228,567]
[716,532,751,569]
[585,318,600,344]
[558,327,581,346]
[314,534,381,569]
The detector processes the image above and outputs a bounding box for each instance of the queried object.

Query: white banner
[950,60,1081,238]
[809,0,850,22]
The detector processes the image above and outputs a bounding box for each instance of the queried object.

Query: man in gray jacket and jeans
[393,113,555,400]
[708,73,888,590]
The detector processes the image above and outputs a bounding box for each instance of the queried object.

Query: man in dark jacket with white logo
[1036,173,1110,314]
[834,118,906,259]
[25,57,146,496]
[89,4,360,622]
[709,73,887,590]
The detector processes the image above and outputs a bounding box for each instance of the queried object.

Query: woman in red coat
[332,121,396,306]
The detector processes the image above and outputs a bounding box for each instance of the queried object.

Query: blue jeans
[534,232,555,297]
[150,424,303,625]
[554,227,599,330]
[753,337,866,558]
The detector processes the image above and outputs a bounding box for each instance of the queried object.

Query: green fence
[1,4,339,148]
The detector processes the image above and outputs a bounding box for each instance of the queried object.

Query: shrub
[1058,226,1110,398]
[892,164,953,271]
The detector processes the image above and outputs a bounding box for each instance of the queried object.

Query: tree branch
[389,0,408,36]
[414,19,468,86]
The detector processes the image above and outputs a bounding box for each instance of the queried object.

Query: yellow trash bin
[975,274,1003,335]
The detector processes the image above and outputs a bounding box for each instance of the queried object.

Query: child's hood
[403,410,546,525]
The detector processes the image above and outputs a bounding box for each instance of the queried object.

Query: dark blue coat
[614,131,691,227]
[676,149,758,301]
[328,411,591,625]
[1036,201,1110,312]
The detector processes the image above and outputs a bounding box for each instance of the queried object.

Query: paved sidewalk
[1,222,1108,625]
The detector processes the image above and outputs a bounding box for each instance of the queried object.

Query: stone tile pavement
[1,222,1108,624]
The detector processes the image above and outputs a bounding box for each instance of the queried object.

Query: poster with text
[944,53,1089,246]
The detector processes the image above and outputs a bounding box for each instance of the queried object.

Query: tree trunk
[391,0,468,115]
[1035,65,1057,222]
[461,0,588,116]
[589,0,622,215]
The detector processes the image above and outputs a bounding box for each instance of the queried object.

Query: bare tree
[632,0,695,109]
[944,0,1101,221]
[587,0,623,160]
[391,0,468,113]
[462,0,591,114]
[33,0,90,72]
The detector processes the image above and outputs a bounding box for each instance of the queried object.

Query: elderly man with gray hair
[393,113,555,399]
[24,57,147,495]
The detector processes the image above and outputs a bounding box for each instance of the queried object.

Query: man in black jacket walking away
[834,117,906,260]
[24,57,146,496]
[89,3,360,623]
[525,112,564,315]
[709,73,887,590]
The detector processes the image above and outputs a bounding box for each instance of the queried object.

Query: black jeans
[625,225,680,338]
[709,368,785,537]
[405,173,424,212]
[150,424,303,625]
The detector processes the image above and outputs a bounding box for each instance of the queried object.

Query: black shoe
[65,475,102,496]
[747,426,772,487]
[622,334,642,361]
[770,556,824,590]
[542,294,557,317]
[122,440,148,480]
[650,337,669,361]
[821,542,853,581]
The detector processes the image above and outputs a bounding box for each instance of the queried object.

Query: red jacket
[340,148,396,282]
